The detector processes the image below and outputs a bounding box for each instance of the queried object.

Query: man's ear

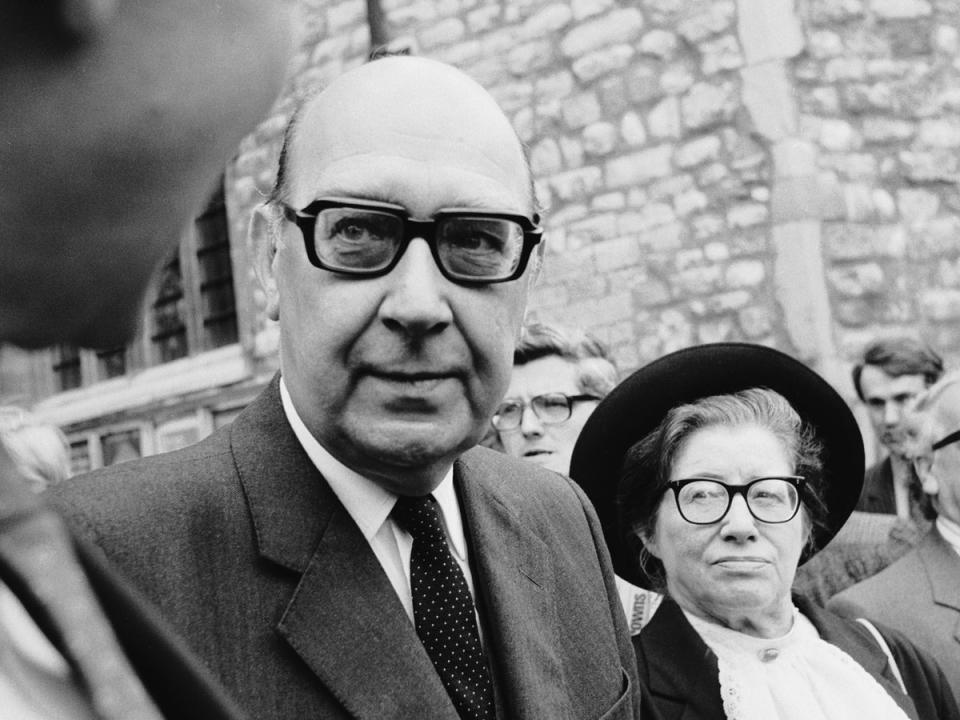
[251,204,282,322]
[914,455,940,496]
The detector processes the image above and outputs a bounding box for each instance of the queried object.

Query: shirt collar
[278,377,465,560]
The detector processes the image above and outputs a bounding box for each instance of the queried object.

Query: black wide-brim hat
[569,342,864,589]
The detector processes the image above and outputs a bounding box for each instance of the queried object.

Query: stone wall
[228,0,960,401]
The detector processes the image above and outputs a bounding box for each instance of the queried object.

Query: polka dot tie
[392,494,495,720]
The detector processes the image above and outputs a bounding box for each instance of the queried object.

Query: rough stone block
[739,305,775,338]
[676,264,724,295]
[869,0,932,18]
[677,1,736,43]
[660,65,696,95]
[701,35,745,75]
[698,317,738,343]
[639,30,679,59]
[605,145,674,187]
[618,204,677,234]
[675,190,710,216]
[537,70,576,100]
[681,80,739,131]
[737,0,804,64]
[583,122,619,156]
[648,97,682,139]
[808,30,845,59]
[571,0,615,21]
[900,150,960,183]
[560,136,585,167]
[920,289,960,321]
[507,40,556,75]
[819,119,861,152]
[803,87,842,115]
[897,188,941,227]
[572,45,635,83]
[531,138,564,175]
[522,3,574,37]
[560,8,645,58]
[591,192,627,211]
[828,263,886,297]
[918,118,960,148]
[771,176,820,223]
[692,213,727,241]
[467,5,501,32]
[862,117,916,143]
[593,235,642,271]
[675,135,723,169]
[562,91,603,129]
[728,202,769,228]
[726,259,767,288]
[547,166,604,201]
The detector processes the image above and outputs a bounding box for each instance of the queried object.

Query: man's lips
[364,370,460,393]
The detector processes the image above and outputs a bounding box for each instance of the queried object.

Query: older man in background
[830,370,960,707]
[53,57,640,720]
[1,1,295,717]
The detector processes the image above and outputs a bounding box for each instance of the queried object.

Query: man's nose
[720,495,758,540]
[378,237,452,336]
[882,400,902,426]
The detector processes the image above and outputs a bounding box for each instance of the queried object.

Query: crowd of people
[0,8,957,719]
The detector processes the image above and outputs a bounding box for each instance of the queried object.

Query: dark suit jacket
[73,535,247,719]
[0,467,243,720]
[52,377,638,720]
[858,457,896,514]
[633,595,959,720]
[829,527,960,708]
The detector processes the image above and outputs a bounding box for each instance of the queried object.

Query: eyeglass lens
[316,207,524,279]
[492,393,575,430]
[674,478,800,524]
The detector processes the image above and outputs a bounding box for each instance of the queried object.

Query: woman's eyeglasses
[667,476,806,525]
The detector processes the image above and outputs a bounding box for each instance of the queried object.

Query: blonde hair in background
[0,406,71,493]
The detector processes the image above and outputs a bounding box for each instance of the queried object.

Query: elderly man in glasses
[829,370,960,707]
[53,56,640,720]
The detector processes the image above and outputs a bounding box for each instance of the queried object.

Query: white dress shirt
[279,378,478,625]
[937,515,960,557]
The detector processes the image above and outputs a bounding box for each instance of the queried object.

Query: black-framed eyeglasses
[933,429,960,452]
[667,476,805,525]
[281,197,543,285]
[491,393,600,432]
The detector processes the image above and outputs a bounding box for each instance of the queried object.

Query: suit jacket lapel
[231,376,458,720]
[800,597,920,720]
[920,529,960,644]
[455,451,568,719]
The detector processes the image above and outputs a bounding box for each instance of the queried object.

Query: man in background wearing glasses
[54,56,639,720]
[829,370,960,707]
[490,321,663,634]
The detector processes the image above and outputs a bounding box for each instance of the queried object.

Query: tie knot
[392,494,445,543]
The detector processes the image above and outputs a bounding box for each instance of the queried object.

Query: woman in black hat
[570,343,958,720]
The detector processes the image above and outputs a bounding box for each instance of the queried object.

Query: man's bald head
[270,57,537,217]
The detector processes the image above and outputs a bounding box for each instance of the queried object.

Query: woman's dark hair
[617,388,827,591]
